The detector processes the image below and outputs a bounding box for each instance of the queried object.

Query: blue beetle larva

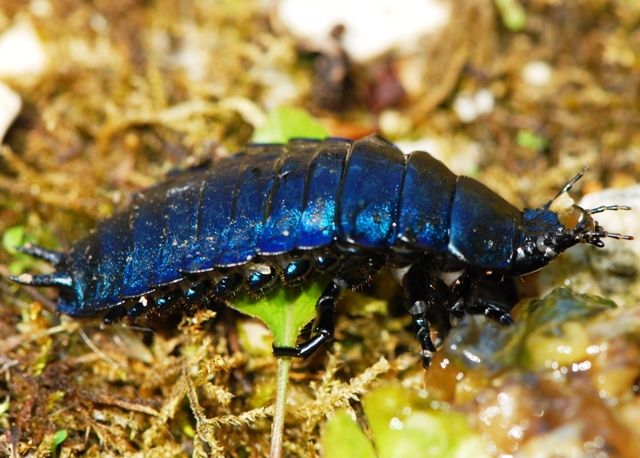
[9,135,632,367]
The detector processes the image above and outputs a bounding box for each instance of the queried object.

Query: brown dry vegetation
[1,0,640,456]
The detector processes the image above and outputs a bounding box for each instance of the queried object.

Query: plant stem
[270,356,291,458]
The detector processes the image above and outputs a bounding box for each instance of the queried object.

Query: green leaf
[322,409,377,458]
[2,225,49,275]
[230,277,328,348]
[252,107,329,144]
[0,396,9,417]
[516,129,548,152]
[493,0,526,32]
[2,225,25,255]
[230,278,329,458]
[363,384,489,458]
[221,107,328,457]
[51,429,68,458]
[51,429,68,448]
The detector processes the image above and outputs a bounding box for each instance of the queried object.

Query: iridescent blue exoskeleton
[9,135,633,367]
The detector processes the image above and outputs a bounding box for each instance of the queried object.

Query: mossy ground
[1,1,640,456]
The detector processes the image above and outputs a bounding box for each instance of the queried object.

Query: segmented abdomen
[59,135,522,316]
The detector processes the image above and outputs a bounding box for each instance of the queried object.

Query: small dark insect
[8,135,633,367]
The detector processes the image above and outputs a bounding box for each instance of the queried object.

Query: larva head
[510,168,633,276]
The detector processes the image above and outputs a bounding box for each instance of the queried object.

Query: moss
[1,0,640,456]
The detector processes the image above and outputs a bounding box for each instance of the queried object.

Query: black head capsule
[511,168,634,276]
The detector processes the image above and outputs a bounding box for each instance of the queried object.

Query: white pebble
[453,93,477,123]
[29,0,53,17]
[453,89,495,123]
[0,21,47,77]
[277,0,450,62]
[579,185,640,255]
[522,60,552,87]
[474,88,495,115]
[538,185,640,306]
[0,81,21,142]
[395,138,442,159]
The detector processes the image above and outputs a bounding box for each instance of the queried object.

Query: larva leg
[449,273,514,325]
[401,263,450,368]
[273,255,381,359]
